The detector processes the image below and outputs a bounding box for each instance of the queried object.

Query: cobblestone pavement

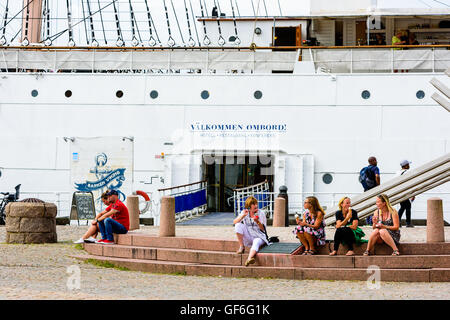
[0,225,449,300]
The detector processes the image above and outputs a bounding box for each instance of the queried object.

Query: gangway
[324,153,450,226]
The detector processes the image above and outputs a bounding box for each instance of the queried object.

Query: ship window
[416,90,425,99]
[31,90,38,97]
[116,90,124,98]
[322,173,333,184]
[150,90,158,99]
[201,90,210,99]
[254,90,263,99]
[65,90,72,98]
[361,90,370,99]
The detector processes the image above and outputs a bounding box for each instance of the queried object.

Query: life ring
[133,190,151,214]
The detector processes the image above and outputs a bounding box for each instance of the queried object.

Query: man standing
[96,190,129,244]
[395,160,415,228]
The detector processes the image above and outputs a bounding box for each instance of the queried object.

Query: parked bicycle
[0,184,21,225]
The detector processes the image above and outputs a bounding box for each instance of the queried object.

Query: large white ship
[0,0,449,222]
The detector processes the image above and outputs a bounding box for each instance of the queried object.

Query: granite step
[116,233,450,256]
[84,243,450,269]
[73,254,450,282]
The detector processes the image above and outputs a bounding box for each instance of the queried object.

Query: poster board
[70,191,96,225]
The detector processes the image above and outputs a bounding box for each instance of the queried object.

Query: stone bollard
[5,202,57,244]
[277,186,289,227]
[273,197,286,227]
[159,196,175,237]
[127,195,140,231]
[427,197,445,243]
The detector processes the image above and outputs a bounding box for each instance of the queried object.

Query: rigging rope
[189,0,200,46]
[229,0,240,45]
[0,0,9,45]
[170,0,185,46]
[250,0,262,50]
[0,0,35,35]
[112,0,124,46]
[162,0,175,46]
[43,0,52,46]
[23,0,30,45]
[198,0,210,45]
[144,0,156,46]
[66,0,75,46]
[128,0,139,46]
[97,0,107,44]
[234,0,241,17]
[86,0,98,46]
[183,0,195,47]
[214,0,225,46]
[81,0,90,45]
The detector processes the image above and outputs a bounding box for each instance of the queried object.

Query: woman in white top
[233,196,269,267]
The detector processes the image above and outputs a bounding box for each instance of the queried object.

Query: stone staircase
[73,232,450,282]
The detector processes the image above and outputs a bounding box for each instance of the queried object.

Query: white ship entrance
[202,154,274,212]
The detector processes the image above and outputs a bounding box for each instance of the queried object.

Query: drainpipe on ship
[21,0,43,45]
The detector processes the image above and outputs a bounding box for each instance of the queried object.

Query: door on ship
[273,26,301,51]
[202,155,274,212]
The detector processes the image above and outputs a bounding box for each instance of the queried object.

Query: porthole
[116,90,124,98]
[254,90,263,100]
[322,173,333,184]
[201,90,210,100]
[150,90,158,99]
[361,90,370,99]
[416,90,425,99]
[31,89,38,97]
[65,90,72,98]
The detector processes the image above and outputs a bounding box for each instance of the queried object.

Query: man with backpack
[359,157,380,225]
[394,160,415,228]
[359,156,380,192]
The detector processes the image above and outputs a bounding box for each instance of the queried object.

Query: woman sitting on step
[329,197,367,256]
[293,196,326,255]
[364,194,401,256]
[233,196,269,267]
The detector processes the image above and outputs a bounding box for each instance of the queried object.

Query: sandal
[329,251,337,256]
[302,250,310,255]
[244,257,255,267]
[236,247,245,254]
[307,250,316,255]
[363,250,370,256]
[392,250,400,256]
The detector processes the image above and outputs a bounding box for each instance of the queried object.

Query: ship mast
[21,0,43,45]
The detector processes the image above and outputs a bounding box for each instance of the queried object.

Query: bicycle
[0,184,21,225]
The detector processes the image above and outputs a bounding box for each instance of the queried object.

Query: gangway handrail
[158,180,206,193]
[324,152,450,225]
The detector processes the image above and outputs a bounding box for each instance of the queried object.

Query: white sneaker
[73,238,84,244]
[84,237,97,243]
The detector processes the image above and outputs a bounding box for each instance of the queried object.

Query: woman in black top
[329,197,359,256]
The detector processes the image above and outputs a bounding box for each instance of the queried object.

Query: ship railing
[301,45,450,73]
[229,180,273,218]
[158,180,207,222]
[324,153,450,226]
[1,45,448,74]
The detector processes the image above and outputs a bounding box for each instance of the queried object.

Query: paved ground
[0,225,449,300]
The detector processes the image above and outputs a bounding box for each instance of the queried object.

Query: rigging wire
[170,0,185,46]
[23,0,30,46]
[81,0,90,45]
[229,0,240,45]
[199,0,210,45]
[278,0,283,16]
[250,0,262,49]
[234,0,241,17]
[163,0,175,46]
[144,0,157,46]
[128,0,139,46]
[86,0,98,46]
[189,0,201,46]
[43,0,52,46]
[214,0,225,46]
[183,0,196,47]
[112,0,124,46]
[431,0,450,7]
[66,0,75,46]
[250,0,256,16]
[0,0,9,45]
[97,0,107,44]
[0,0,35,35]
[262,0,268,17]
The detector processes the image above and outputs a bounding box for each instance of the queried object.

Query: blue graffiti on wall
[74,153,127,206]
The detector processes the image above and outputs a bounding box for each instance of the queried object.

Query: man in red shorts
[96,190,129,244]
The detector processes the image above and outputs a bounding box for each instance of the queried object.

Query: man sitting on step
[96,190,129,244]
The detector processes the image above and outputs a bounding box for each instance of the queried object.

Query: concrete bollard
[273,197,286,227]
[159,196,175,237]
[427,197,445,243]
[126,195,140,231]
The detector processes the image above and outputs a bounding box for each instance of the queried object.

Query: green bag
[344,223,368,245]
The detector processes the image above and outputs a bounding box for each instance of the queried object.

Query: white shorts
[235,222,266,252]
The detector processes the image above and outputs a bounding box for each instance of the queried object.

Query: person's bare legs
[379,229,399,252]
[304,233,316,253]
[296,232,309,252]
[236,232,245,253]
[82,225,99,240]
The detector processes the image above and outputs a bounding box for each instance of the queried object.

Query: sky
[0,0,449,46]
